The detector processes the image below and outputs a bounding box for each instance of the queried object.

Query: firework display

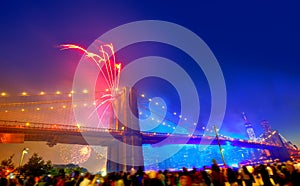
[61,43,121,128]
[58,144,92,164]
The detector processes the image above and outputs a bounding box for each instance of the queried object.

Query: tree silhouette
[21,153,53,177]
[0,154,15,176]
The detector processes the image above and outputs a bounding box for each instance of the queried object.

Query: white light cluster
[138,92,213,133]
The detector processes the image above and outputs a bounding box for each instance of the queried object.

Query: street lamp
[213,125,226,167]
[19,148,29,173]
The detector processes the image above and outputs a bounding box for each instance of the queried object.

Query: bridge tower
[106,87,144,173]
[260,120,291,161]
[242,112,256,141]
[260,120,283,145]
[261,120,273,136]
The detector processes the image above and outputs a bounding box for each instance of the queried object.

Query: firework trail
[60,43,122,128]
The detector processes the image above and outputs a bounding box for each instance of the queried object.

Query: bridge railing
[0,120,113,133]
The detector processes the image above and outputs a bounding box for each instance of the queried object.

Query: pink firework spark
[60,43,122,128]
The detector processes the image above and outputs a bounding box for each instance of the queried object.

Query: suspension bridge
[0,89,298,172]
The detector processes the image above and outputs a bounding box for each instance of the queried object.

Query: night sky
[0,1,300,170]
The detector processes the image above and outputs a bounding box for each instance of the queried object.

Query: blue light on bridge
[143,144,263,171]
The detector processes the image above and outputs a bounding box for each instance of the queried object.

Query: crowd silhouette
[1,159,300,186]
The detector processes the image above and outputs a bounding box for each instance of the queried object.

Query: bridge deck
[0,120,281,149]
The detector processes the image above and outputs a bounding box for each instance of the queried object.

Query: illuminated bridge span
[0,89,298,171]
[0,120,279,149]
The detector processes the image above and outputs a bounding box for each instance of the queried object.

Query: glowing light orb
[80,146,89,155]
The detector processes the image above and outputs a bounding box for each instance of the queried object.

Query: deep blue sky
[0,1,300,146]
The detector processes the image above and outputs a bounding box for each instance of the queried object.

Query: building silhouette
[242,112,256,141]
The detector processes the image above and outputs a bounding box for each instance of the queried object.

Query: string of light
[0,89,111,97]
[0,90,278,146]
